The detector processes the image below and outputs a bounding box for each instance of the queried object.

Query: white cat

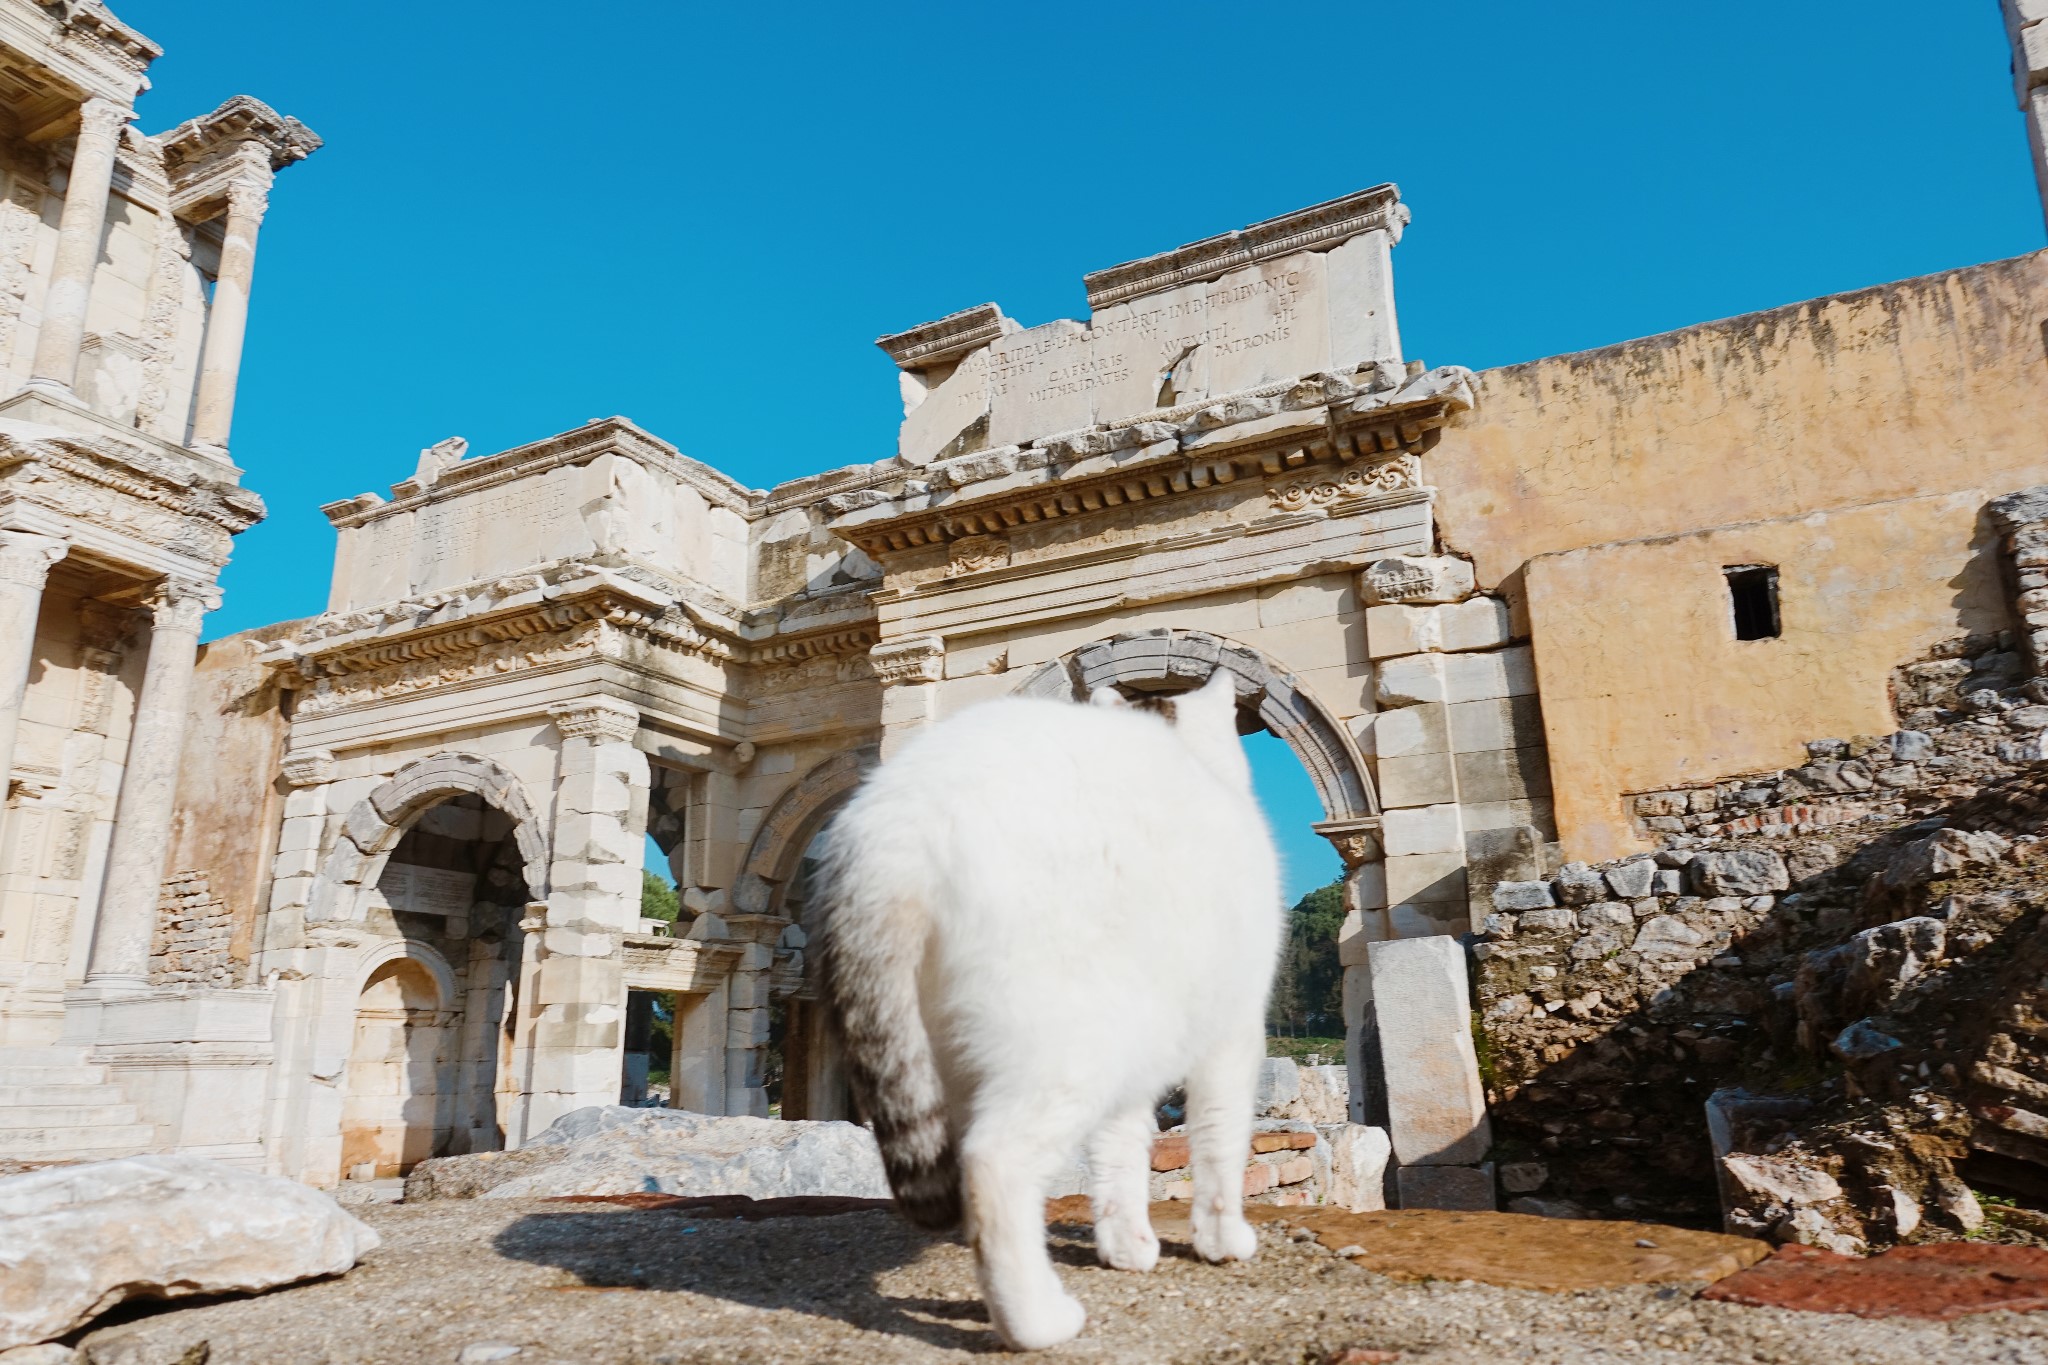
[815,670,1283,1350]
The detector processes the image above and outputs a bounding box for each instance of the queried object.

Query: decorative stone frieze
[548,697,641,743]
[875,302,1010,371]
[868,636,944,687]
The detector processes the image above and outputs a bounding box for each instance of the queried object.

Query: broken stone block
[1319,1123,1392,1212]
[1881,828,2010,891]
[1651,869,1683,896]
[1603,858,1657,900]
[1359,555,1475,606]
[0,1156,380,1351]
[1686,850,1790,897]
[1517,907,1575,933]
[1553,862,1606,905]
[1891,730,1934,762]
[1722,1154,1844,1207]
[1831,1019,1904,1064]
[1366,936,1491,1167]
[1632,915,1707,958]
[1492,880,1555,911]
[1396,1162,1495,1211]
[1500,1161,1549,1193]
[1256,1057,1302,1116]
[1843,916,1946,1007]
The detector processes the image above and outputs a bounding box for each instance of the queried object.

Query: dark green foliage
[641,869,679,922]
[1267,878,1344,1037]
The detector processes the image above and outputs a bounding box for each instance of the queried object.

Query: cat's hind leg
[1086,1103,1160,1272]
[1184,1033,1261,1264]
[962,1110,1089,1350]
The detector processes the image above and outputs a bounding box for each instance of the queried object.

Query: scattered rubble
[0,1154,379,1351]
[401,1106,891,1202]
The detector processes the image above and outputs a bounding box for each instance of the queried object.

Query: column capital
[76,96,134,144]
[548,697,640,743]
[143,576,218,634]
[0,530,66,590]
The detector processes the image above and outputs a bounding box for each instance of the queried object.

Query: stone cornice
[160,95,318,220]
[1082,185,1408,311]
[269,569,746,682]
[875,303,1010,373]
[322,416,762,530]
[21,1,158,97]
[825,366,1473,558]
[0,427,264,550]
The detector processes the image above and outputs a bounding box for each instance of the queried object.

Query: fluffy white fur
[815,671,1283,1350]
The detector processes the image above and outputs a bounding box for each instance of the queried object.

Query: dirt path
[66,1201,2048,1364]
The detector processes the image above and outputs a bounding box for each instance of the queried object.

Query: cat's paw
[1192,1212,1259,1264]
[993,1289,1088,1351]
[1094,1215,1160,1273]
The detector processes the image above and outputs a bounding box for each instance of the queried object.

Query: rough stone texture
[1395,1163,1496,1211]
[147,870,238,988]
[1366,936,1491,1166]
[1701,1242,2048,1318]
[401,1107,890,1203]
[0,1155,378,1350]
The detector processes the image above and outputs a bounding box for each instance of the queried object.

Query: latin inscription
[370,862,477,917]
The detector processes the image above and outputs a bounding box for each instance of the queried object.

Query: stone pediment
[823,364,1474,558]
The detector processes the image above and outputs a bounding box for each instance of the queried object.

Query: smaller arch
[309,751,549,923]
[730,747,877,914]
[1016,628,1378,823]
[353,937,457,1011]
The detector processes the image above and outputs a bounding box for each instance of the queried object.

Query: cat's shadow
[492,1203,1158,1353]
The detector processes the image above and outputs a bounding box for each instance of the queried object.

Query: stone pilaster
[870,635,944,759]
[27,97,131,396]
[0,531,66,822]
[521,698,648,1137]
[258,748,336,961]
[83,577,214,993]
[187,148,271,453]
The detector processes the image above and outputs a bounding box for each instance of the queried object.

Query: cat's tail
[812,814,961,1231]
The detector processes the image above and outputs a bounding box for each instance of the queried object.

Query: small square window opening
[1724,564,1780,641]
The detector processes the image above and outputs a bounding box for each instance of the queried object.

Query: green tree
[1268,879,1344,1036]
[641,869,679,923]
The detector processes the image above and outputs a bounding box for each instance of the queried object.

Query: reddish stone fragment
[1252,1130,1318,1154]
[1700,1242,2048,1319]
[1244,1163,1276,1197]
[1151,1135,1191,1172]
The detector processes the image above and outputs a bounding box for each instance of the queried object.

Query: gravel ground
[64,1200,2048,1365]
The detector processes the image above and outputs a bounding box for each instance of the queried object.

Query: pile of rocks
[148,870,237,988]
[1473,632,2048,1240]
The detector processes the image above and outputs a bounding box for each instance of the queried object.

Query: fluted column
[187,150,272,453]
[0,530,66,825]
[28,97,131,395]
[84,577,215,993]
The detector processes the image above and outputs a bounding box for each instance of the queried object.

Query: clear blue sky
[119,1,2045,900]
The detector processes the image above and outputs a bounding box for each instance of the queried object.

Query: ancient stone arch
[730,747,878,914]
[1016,628,1380,835]
[308,751,550,923]
[352,936,457,1009]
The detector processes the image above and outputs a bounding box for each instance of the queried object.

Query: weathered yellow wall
[1429,252,2048,861]
[1525,493,2006,861]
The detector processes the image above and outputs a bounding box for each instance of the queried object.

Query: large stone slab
[0,1155,380,1350]
[1701,1242,2048,1318]
[402,1106,890,1202]
[1366,935,1492,1165]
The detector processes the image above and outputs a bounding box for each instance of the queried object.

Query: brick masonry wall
[149,869,238,988]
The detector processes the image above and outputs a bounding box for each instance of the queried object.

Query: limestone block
[1460,798,1555,836]
[1448,696,1545,755]
[1396,1162,1495,1211]
[1343,862,1388,915]
[1383,853,1467,906]
[536,956,624,1007]
[1442,647,1537,704]
[1319,1123,1393,1213]
[1604,858,1658,900]
[1376,751,1457,808]
[1389,902,1468,939]
[1382,803,1463,857]
[555,770,633,818]
[1685,850,1789,897]
[1375,654,1448,707]
[550,814,632,867]
[1359,555,1474,607]
[1258,575,1355,628]
[899,352,991,467]
[1366,935,1491,1166]
[1464,825,1545,894]
[1439,597,1513,653]
[1492,880,1555,911]
[0,1156,380,1350]
[1370,701,1448,759]
[1454,747,1553,803]
[1366,603,1438,660]
[1327,227,1402,368]
[986,319,1099,448]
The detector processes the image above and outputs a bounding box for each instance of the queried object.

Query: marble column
[83,577,214,993]
[0,530,66,822]
[187,151,272,453]
[28,97,131,395]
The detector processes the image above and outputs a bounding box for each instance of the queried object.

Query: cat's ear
[1175,670,1239,728]
[1088,685,1129,709]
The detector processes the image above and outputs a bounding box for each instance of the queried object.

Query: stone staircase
[0,1045,157,1162]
